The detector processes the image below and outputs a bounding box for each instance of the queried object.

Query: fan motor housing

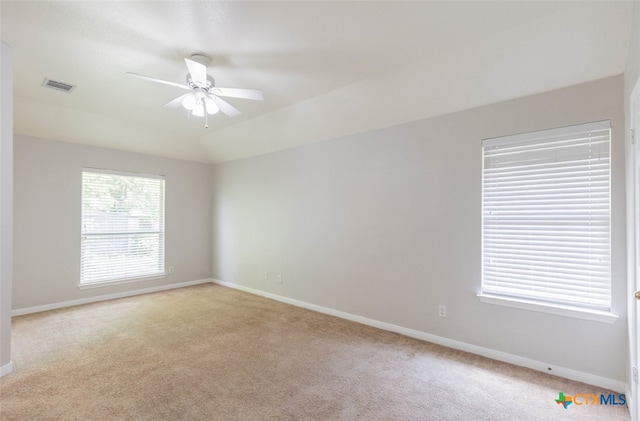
[187,74,215,90]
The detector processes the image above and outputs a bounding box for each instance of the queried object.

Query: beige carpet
[0,283,630,420]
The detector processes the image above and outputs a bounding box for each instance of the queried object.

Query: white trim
[77,273,167,290]
[477,293,618,324]
[0,361,13,378]
[482,120,611,147]
[82,167,165,180]
[12,278,213,316]
[627,74,640,421]
[626,385,634,420]
[212,279,626,393]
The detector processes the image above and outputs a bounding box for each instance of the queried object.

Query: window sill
[477,293,618,324]
[78,273,166,290]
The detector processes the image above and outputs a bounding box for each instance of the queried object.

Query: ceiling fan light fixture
[128,54,264,127]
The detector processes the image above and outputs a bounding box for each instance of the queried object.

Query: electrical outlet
[438,305,447,318]
[263,272,269,280]
[277,274,282,284]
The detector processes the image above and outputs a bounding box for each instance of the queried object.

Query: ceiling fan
[127,54,263,128]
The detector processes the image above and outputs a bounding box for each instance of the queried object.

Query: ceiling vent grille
[41,78,76,93]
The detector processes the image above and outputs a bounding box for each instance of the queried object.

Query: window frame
[79,168,166,288]
[477,121,617,323]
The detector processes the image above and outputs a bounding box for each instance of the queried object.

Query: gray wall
[212,75,627,382]
[1,42,13,374]
[626,3,640,100]
[12,135,212,309]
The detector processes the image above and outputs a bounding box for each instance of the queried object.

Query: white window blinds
[481,121,611,311]
[81,169,165,284]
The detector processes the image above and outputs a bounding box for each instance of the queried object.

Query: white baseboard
[12,278,214,316]
[0,361,13,378]
[212,279,628,393]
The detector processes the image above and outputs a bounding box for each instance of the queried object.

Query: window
[80,169,165,285]
[480,121,611,314]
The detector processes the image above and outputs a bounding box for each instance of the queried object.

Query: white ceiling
[0,1,634,164]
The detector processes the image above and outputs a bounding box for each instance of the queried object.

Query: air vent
[41,78,76,93]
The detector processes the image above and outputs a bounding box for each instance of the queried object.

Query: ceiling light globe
[182,95,196,110]
[205,98,219,115]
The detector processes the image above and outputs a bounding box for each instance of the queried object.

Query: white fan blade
[163,93,192,108]
[210,95,241,117]
[212,87,264,101]
[184,58,208,87]
[126,72,191,91]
